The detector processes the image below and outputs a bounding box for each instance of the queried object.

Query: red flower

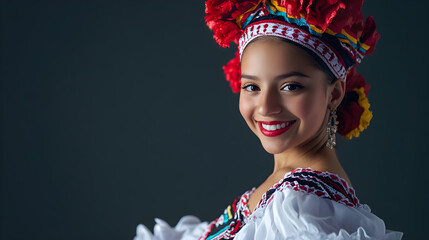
[305,0,346,31]
[222,51,241,93]
[205,0,234,19]
[205,0,260,47]
[212,21,243,47]
[345,19,365,42]
[278,0,305,17]
[337,101,364,136]
[205,0,258,19]
[337,68,370,136]
[345,67,369,96]
[329,0,363,33]
[360,16,380,55]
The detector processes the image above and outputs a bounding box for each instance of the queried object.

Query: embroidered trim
[200,168,360,239]
[200,189,255,240]
[238,20,347,80]
[256,168,360,212]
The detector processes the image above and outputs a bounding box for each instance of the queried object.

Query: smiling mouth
[258,120,296,137]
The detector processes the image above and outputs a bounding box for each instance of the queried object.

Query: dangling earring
[326,108,338,149]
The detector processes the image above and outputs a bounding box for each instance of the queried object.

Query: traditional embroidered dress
[134,1,403,238]
[134,168,403,239]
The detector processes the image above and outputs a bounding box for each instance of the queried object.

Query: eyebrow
[241,71,309,81]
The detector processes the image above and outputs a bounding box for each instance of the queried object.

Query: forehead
[241,36,322,74]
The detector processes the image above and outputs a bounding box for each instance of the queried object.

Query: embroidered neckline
[237,188,256,219]
[201,168,361,240]
[241,168,360,220]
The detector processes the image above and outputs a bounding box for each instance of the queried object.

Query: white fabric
[134,215,208,240]
[133,190,403,240]
[235,189,403,240]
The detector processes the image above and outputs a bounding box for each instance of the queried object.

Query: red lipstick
[258,120,296,137]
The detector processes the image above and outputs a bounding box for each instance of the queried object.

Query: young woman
[134,0,403,239]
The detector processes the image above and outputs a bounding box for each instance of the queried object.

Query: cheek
[286,90,327,125]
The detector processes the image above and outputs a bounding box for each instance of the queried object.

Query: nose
[257,88,282,116]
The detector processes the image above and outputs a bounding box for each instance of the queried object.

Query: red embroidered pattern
[239,20,347,80]
[256,168,360,212]
[199,189,255,240]
[200,168,360,239]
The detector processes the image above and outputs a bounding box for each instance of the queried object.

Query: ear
[328,79,345,109]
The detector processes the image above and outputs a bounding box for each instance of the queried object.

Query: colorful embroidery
[199,189,254,240]
[201,168,360,239]
[239,20,347,80]
[257,168,360,212]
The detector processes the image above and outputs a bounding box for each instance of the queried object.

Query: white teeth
[261,122,293,131]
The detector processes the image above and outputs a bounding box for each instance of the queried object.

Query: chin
[259,140,291,154]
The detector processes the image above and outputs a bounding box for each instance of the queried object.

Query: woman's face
[239,37,341,154]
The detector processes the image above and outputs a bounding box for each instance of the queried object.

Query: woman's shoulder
[237,187,403,239]
[235,168,403,240]
[259,167,360,209]
[200,168,365,240]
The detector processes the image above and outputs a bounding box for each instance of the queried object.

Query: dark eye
[282,84,303,91]
[242,84,260,92]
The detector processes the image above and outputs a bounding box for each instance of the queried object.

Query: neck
[273,145,339,173]
[272,123,340,174]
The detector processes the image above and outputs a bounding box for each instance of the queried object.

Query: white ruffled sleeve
[134,215,209,240]
[234,189,403,240]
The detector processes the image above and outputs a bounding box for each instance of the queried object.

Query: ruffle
[134,215,209,240]
[258,168,360,209]
[234,189,403,240]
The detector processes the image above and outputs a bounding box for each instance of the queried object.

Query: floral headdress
[205,0,380,139]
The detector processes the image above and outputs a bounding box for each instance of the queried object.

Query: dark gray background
[1,1,428,239]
